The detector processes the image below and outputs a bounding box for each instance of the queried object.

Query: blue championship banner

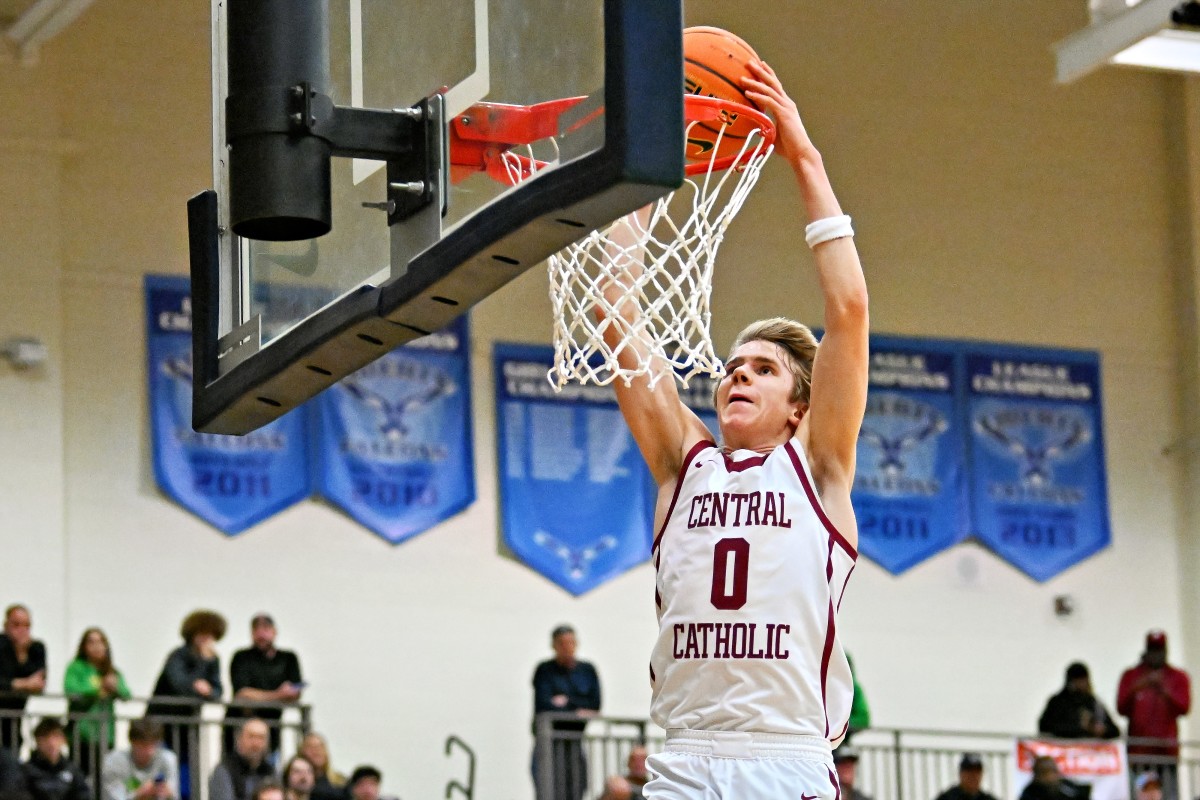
[145,275,311,534]
[965,344,1110,581]
[495,343,654,595]
[313,317,475,544]
[853,336,968,573]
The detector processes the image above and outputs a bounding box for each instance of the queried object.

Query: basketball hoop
[451,93,776,390]
[543,95,775,390]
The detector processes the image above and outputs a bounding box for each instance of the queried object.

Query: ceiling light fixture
[1054,0,1200,82]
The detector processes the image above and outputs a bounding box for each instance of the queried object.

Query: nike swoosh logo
[687,137,715,155]
[801,794,819,800]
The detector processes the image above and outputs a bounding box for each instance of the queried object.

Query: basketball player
[599,59,868,799]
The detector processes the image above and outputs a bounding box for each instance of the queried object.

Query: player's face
[716,340,805,447]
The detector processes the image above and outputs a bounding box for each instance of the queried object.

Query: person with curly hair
[147,611,226,785]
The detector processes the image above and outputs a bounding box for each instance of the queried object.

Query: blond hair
[726,317,819,404]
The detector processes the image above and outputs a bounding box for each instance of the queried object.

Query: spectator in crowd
[834,746,874,800]
[624,746,648,797]
[249,780,283,800]
[225,615,303,755]
[101,718,179,800]
[280,757,314,800]
[933,753,1000,800]
[209,719,275,800]
[0,605,47,750]
[1019,756,1090,800]
[345,766,395,800]
[1117,630,1191,760]
[597,776,633,800]
[21,718,89,800]
[1135,773,1163,800]
[1039,662,1119,739]
[148,610,226,771]
[847,653,871,742]
[531,624,600,800]
[296,734,343,800]
[65,627,133,778]
[599,745,650,800]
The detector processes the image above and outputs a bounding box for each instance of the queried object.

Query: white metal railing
[0,692,310,800]
[531,715,1199,800]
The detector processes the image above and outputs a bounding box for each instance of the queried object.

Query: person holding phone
[101,719,179,800]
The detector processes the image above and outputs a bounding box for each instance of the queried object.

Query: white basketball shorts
[644,730,841,800]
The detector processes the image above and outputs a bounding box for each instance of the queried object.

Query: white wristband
[805,214,854,249]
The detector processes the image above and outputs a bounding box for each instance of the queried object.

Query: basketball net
[506,96,776,391]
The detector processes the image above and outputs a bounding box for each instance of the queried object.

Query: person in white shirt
[101,719,179,800]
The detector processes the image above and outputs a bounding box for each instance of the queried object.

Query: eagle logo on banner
[849,339,969,575]
[532,531,620,581]
[859,396,949,478]
[973,409,1092,489]
[145,275,310,536]
[964,349,1110,582]
[341,369,456,440]
[312,317,475,545]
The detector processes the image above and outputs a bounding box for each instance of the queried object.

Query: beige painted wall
[0,1,1195,799]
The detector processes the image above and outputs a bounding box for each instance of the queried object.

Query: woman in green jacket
[64,627,132,779]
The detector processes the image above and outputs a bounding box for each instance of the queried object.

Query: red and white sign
[1013,739,1130,800]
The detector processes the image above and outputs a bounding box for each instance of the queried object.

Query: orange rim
[683,94,776,175]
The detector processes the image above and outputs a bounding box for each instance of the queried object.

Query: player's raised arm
[743,60,869,492]
[595,208,711,486]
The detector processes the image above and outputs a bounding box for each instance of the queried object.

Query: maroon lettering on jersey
[697,623,713,657]
[713,622,732,658]
[685,626,701,659]
[745,493,762,526]
[667,621,791,660]
[774,624,791,659]
[731,493,748,525]
[684,492,794,530]
[729,623,748,658]
[778,492,793,527]
[710,492,728,526]
[746,623,765,659]
[710,537,750,610]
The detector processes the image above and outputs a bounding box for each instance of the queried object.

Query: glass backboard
[189,0,683,434]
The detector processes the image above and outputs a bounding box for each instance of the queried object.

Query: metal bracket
[216,314,262,375]
[389,93,447,280]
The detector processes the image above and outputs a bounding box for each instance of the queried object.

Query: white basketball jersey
[649,438,857,744]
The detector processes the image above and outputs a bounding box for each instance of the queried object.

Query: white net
[532,108,774,391]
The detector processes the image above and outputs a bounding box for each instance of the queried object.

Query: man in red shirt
[1117,630,1191,759]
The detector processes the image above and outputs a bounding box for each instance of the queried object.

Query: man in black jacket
[22,718,89,800]
[0,605,47,751]
[530,625,601,800]
[1039,663,1120,739]
[1019,756,1091,800]
[932,753,1000,800]
[209,719,275,800]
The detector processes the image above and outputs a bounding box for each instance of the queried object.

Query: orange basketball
[683,26,763,163]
